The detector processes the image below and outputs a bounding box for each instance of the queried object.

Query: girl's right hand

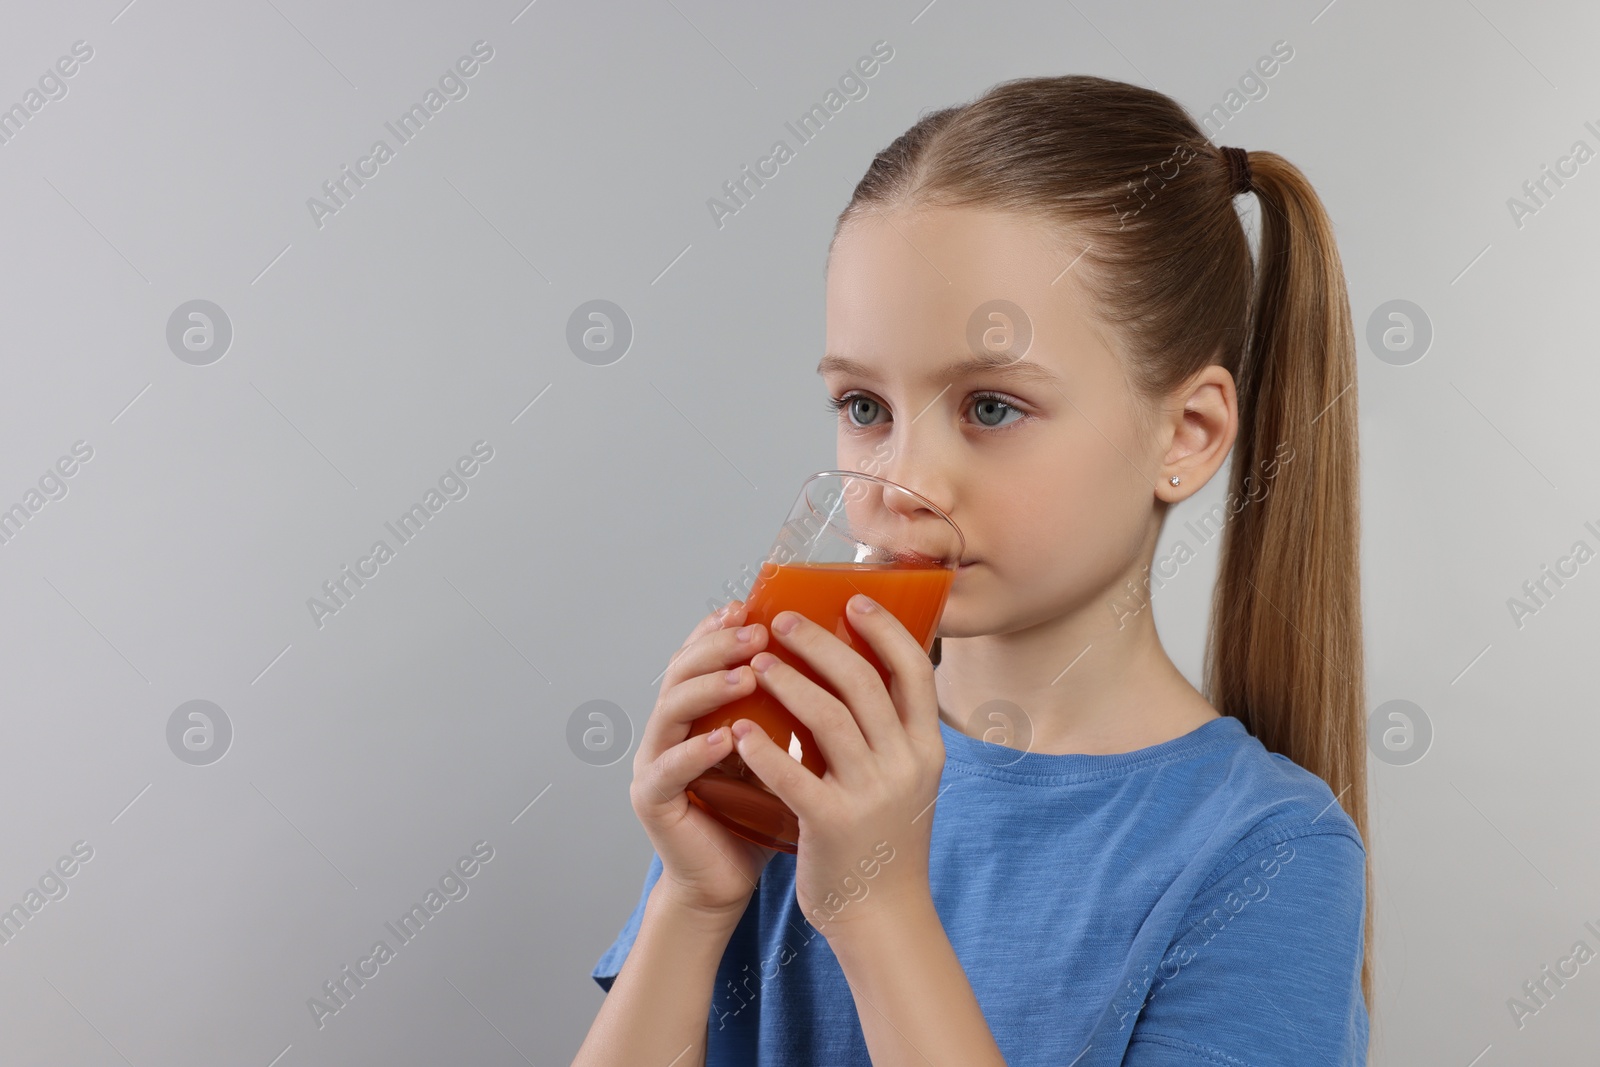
[630,600,778,922]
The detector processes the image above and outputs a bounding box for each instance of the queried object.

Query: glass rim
[804,469,967,564]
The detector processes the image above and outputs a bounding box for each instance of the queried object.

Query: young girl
[576,74,1370,1066]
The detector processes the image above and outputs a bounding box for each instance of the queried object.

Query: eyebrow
[816,351,1060,387]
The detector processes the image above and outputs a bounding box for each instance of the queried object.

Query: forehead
[823,205,1108,380]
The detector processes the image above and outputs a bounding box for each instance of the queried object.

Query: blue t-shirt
[592,713,1368,1066]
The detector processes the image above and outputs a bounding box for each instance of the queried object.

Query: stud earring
[1169,476,1181,486]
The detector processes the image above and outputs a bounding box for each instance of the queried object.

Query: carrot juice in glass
[686,470,964,854]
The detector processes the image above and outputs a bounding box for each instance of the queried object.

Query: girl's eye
[827,393,886,427]
[825,391,1026,431]
[970,393,1023,429]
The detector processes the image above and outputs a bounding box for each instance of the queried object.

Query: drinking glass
[685,470,964,853]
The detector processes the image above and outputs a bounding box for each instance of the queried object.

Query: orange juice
[686,559,954,852]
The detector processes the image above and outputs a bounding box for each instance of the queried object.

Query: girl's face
[822,205,1163,640]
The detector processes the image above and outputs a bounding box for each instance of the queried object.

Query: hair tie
[1220,145,1252,196]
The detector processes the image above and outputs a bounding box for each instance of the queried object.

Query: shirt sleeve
[591,850,665,993]
[1121,830,1369,1067]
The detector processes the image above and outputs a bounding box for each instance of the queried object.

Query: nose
[869,444,963,563]
[874,426,956,518]
[880,475,951,525]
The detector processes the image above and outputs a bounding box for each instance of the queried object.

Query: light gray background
[0,0,1595,1063]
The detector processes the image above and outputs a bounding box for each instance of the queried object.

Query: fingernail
[772,612,798,635]
[707,727,724,745]
[850,595,876,613]
[724,667,743,684]
[752,652,776,674]
[736,624,756,642]
[732,719,752,739]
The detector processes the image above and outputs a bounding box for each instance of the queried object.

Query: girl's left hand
[730,593,946,939]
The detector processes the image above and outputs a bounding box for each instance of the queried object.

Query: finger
[659,663,758,735]
[731,717,825,819]
[656,607,768,694]
[694,600,745,645]
[713,598,746,630]
[642,620,766,766]
[657,621,768,706]
[634,724,735,814]
[659,601,743,687]
[764,609,900,753]
[843,594,941,747]
[639,663,757,766]
[747,650,870,774]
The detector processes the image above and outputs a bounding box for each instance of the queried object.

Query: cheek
[977,437,1141,578]
[970,451,1075,565]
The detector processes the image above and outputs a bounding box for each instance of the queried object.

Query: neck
[933,598,1217,756]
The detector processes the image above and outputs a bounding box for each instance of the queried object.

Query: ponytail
[1204,150,1371,1010]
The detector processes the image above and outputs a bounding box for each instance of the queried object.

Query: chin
[934,605,988,640]
[937,575,1028,641]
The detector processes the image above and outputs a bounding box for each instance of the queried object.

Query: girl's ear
[1159,364,1238,501]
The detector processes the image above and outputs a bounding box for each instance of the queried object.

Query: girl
[576,74,1370,1066]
